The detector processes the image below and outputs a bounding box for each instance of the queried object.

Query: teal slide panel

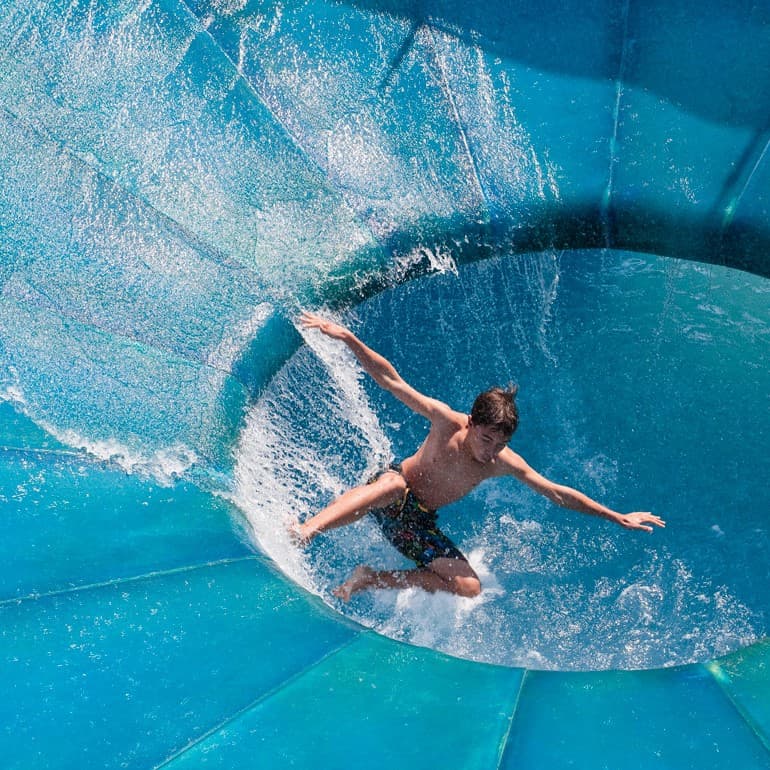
[0,280,248,467]
[612,91,752,256]
[709,639,770,750]
[428,1,621,237]
[0,110,267,369]
[621,0,770,130]
[0,559,358,770]
[502,665,770,770]
[164,632,523,769]
[189,0,487,248]
[0,443,252,600]
[609,0,770,261]
[727,150,770,272]
[0,396,253,603]
[0,0,380,292]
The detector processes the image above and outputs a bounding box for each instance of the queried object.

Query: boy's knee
[377,470,407,497]
[454,576,482,598]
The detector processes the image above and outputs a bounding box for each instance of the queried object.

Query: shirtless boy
[296,311,665,602]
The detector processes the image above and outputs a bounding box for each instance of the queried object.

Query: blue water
[239,248,769,670]
[3,0,770,767]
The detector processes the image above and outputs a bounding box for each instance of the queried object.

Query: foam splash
[0,383,197,485]
[231,313,393,592]
[0,384,25,405]
[362,548,505,659]
[385,245,459,283]
[40,424,198,485]
[51,429,197,484]
[298,314,393,478]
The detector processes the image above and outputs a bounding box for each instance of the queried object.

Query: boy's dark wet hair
[470,385,519,437]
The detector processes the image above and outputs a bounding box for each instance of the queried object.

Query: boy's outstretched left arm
[501,450,665,532]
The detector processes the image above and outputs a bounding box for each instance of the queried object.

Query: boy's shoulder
[490,447,529,478]
[427,399,467,427]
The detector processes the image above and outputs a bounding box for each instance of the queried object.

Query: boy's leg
[296,470,406,543]
[333,557,481,602]
[333,565,452,601]
[428,557,482,598]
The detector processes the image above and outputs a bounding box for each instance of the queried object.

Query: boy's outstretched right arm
[300,311,446,421]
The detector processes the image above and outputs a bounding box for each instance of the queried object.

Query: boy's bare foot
[333,565,376,602]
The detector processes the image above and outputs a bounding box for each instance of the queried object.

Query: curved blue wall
[1,1,769,767]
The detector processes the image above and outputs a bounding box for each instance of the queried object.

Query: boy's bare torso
[399,408,510,510]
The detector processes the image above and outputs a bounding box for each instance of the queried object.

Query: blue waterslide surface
[1,0,769,767]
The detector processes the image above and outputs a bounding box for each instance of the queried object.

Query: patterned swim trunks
[368,464,466,568]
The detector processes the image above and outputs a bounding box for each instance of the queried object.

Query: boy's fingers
[299,311,321,328]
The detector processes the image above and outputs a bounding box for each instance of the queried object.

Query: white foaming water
[0,384,25,406]
[48,427,198,485]
[299,316,394,476]
[365,548,506,659]
[0,385,198,485]
[231,314,393,593]
[385,245,459,283]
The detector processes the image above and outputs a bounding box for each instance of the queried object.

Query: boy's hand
[300,311,349,340]
[618,512,666,532]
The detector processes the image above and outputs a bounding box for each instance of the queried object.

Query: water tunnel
[1,0,770,767]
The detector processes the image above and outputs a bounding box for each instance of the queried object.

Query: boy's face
[467,421,511,464]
